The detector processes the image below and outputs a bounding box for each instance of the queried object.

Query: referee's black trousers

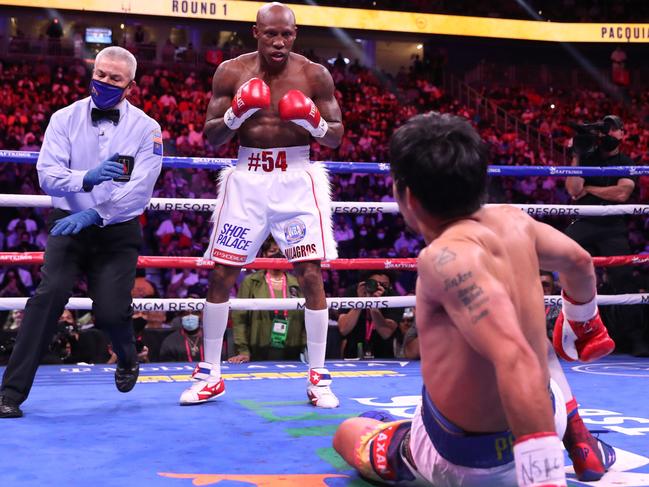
[1,210,141,404]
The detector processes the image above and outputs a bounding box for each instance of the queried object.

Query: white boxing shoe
[179,362,225,405]
[307,367,339,408]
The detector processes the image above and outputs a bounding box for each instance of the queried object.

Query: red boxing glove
[553,292,615,362]
[514,432,566,487]
[223,78,270,130]
[278,89,328,138]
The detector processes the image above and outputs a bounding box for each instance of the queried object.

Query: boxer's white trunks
[204,145,337,265]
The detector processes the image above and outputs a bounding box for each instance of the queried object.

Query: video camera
[568,115,623,159]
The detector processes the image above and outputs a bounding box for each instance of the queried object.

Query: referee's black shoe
[115,362,139,393]
[0,395,23,418]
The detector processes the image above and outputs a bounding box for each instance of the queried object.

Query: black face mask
[267,252,284,259]
[600,135,620,152]
[57,321,75,334]
[133,317,147,334]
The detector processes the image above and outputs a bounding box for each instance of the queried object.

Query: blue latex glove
[83,153,123,189]
[50,209,101,236]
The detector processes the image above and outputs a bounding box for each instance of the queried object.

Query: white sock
[203,301,229,377]
[305,307,328,370]
[547,340,573,401]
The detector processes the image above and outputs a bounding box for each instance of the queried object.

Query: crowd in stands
[0,47,648,357]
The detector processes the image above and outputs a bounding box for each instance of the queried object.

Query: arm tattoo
[443,271,472,291]
[434,247,457,273]
[454,275,491,324]
[471,309,490,324]
[457,283,488,311]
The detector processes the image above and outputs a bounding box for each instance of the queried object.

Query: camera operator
[337,271,403,359]
[566,115,649,356]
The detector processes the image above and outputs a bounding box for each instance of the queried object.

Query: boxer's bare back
[417,205,572,436]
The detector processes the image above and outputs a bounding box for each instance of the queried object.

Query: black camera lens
[365,278,378,294]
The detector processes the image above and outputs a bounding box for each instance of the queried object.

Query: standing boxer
[179,2,343,408]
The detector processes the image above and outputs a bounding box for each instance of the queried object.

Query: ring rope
[0,296,415,312]
[0,294,647,312]
[3,150,649,176]
[0,253,646,269]
[2,194,649,217]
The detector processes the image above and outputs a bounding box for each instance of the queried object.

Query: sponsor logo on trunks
[372,426,397,480]
[284,219,307,244]
[216,223,252,251]
[212,248,246,263]
[285,244,316,260]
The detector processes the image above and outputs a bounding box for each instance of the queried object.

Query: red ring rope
[0,252,646,269]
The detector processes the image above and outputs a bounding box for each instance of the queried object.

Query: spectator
[166,268,199,298]
[46,18,63,39]
[159,309,204,362]
[541,271,561,340]
[337,271,403,359]
[9,232,39,252]
[156,210,193,251]
[3,310,23,332]
[134,25,146,44]
[228,238,306,363]
[131,275,167,329]
[7,209,37,237]
[0,269,29,297]
[610,45,628,86]
[398,306,419,359]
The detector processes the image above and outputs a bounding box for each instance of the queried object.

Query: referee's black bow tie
[91,108,120,124]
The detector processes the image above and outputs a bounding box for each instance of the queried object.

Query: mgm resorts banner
[4,0,649,42]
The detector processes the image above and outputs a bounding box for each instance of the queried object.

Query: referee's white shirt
[37,96,163,225]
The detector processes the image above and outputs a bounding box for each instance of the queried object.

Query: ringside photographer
[337,271,403,359]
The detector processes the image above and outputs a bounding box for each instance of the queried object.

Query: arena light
[327,57,350,65]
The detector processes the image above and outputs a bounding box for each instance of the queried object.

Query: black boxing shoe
[0,395,23,418]
[115,362,139,393]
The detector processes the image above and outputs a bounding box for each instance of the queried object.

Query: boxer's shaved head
[256,2,296,27]
[253,2,297,68]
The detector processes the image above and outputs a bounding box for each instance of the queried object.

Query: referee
[0,46,163,418]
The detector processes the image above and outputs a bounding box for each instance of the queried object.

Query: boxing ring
[0,151,649,486]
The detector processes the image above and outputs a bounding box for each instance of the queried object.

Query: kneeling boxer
[334,113,616,486]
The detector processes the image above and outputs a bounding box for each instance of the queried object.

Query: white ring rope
[2,193,649,216]
[0,296,415,312]
[0,295,648,312]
